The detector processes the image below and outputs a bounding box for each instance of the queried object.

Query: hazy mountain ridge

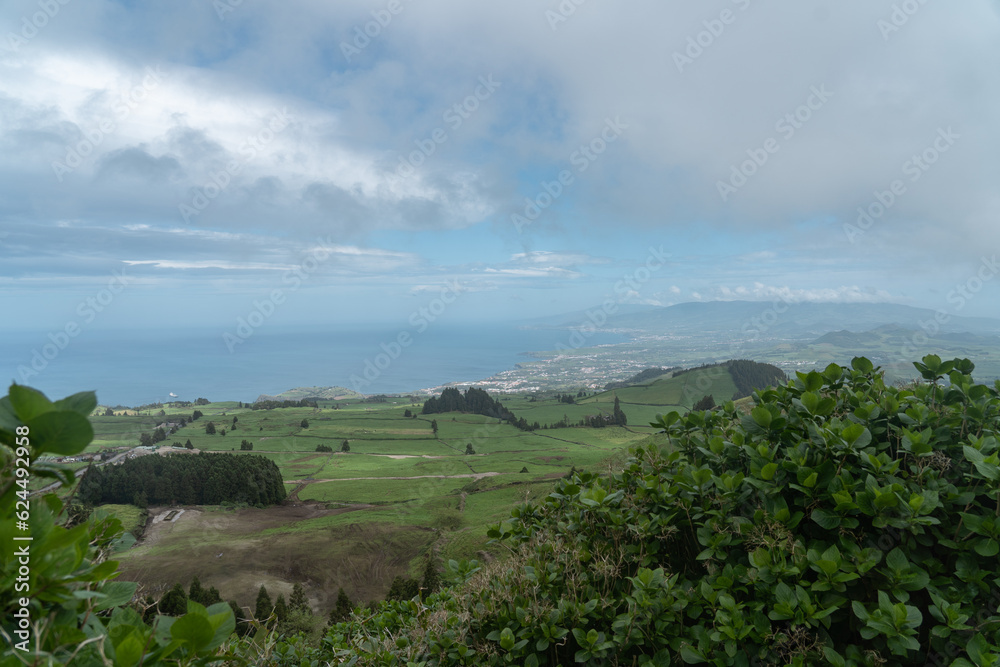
[537,301,1000,338]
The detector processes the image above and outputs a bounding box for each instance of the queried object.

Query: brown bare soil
[117,501,427,613]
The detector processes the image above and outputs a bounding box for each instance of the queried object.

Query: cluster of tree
[554,394,576,404]
[316,444,333,453]
[363,395,390,403]
[77,452,286,507]
[422,387,539,432]
[253,582,314,636]
[578,396,628,428]
[139,429,166,447]
[692,394,716,411]
[385,557,440,603]
[251,399,318,410]
[422,387,505,416]
[300,418,309,428]
[239,439,253,451]
[191,410,204,421]
[604,366,678,390]
[146,577,253,637]
[194,398,211,405]
[727,359,787,399]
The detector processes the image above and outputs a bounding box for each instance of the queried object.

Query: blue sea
[0,325,626,407]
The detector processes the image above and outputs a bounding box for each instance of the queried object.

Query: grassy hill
[255,386,365,402]
[570,360,784,418]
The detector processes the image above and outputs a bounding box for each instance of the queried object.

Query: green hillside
[580,360,785,414]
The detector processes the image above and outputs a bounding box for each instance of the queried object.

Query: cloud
[2,0,999,325]
[122,259,292,271]
[703,283,894,304]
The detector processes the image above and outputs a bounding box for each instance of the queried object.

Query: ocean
[0,324,626,406]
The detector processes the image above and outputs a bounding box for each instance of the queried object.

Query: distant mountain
[522,303,660,328]
[255,386,363,402]
[542,301,1000,338]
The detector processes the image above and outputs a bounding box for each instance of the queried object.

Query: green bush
[0,385,237,665]
[303,356,1000,666]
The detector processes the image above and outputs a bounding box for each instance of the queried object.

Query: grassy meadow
[84,365,741,615]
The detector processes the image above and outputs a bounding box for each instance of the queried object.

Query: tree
[300,418,309,428]
[465,443,475,455]
[229,600,252,637]
[612,395,627,426]
[232,416,238,426]
[385,576,420,602]
[431,419,438,435]
[188,576,206,605]
[104,407,114,416]
[220,428,226,436]
[404,409,412,418]
[289,582,310,615]
[205,422,216,435]
[159,583,188,617]
[692,394,716,411]
[254,585,272,622]
[185,439,194,449]
[139,432,153,447]
[240,439,253,451]
[192,410,203,421]
[274,594,288,623]
[421,555,440,595]
[341,440,350,452]
[328,587,353,625]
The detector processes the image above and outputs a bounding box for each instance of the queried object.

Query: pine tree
[254,585,272,622]
[693,394,716,411]
[328,587,353,625]
[159,583,188,616]
[289,583,310,615]
[229,600,252,637]
[188,577,205,605]
[274,594,288,622]
[612,396,628,426]
[421,556,440,594]
[205,586,222,606]
[341,440,350,452]
[431,420,438,435]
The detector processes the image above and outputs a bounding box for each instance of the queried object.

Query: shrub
[0,384,236,665]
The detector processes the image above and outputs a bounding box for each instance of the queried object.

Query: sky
[2,0,999,336]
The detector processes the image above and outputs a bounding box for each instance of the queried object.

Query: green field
[82,369,774,617]
[87,392,653,614]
